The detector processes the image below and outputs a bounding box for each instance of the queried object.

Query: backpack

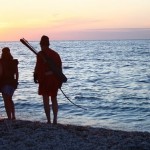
[0,59,18,90]
[0,61,3,78]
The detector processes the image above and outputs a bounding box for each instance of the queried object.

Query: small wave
[63,66,74,69]
[75,96,100,101]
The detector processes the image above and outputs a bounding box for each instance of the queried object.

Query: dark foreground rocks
[0,119,150,150]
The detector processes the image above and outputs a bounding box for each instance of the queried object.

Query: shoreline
[0,119,150,150]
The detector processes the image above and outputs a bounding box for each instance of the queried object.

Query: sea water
[0,40,150,132]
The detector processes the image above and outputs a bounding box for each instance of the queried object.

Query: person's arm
[33,56,39,83]
[15,67,19,81]
[14,61,19,89]
[14,59,19,81]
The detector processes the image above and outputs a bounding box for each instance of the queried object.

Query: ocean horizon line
[0,38,150,43]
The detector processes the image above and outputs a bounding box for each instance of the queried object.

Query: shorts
[1,85,15,96]
[38,84,58,97]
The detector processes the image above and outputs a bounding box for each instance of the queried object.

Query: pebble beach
[0,119,150,150]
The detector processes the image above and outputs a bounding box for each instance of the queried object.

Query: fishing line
[60,88,87,110]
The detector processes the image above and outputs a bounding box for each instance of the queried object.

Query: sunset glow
[0,0,150,41]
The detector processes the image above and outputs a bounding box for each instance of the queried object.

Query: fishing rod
[20,38,67,83]
[20,38,87,110]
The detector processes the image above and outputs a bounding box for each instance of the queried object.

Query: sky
[0,0,150,41]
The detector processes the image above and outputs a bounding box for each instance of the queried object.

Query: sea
[0,40,150,132]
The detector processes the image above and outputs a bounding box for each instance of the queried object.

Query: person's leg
[2,94,12,120]
[10,99,16,120]
[2,85,16,120]
[42,95,51,123]
[51,96,58,124]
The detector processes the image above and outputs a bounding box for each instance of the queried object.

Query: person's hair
[1,47,13,61]
[40,35,50,46]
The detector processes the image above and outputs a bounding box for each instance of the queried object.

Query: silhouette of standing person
[0,47,19,120]
[34,35,62,124]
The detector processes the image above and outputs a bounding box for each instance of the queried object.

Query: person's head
[40,35,50,48]
[1,47,13,60]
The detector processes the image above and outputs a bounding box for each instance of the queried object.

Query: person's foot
[53,119,57,125]
[47,121,51,124]
[12,117,16,120]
